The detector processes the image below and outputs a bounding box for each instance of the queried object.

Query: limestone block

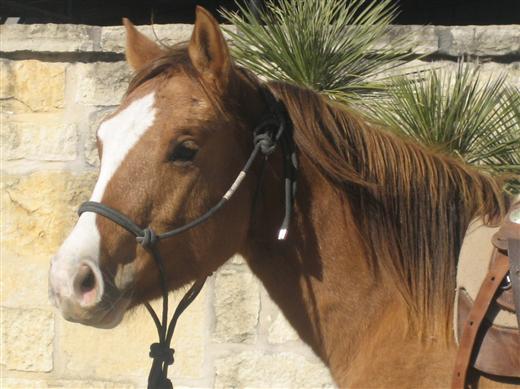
[56,287,207,384]
[374,25,438,55]
[100,24,236,53]
[1,172,97,259]
[267,312,299,344]
[85,108,117,167]
[505,62,520,86]
[1,308,54,372]
[468,26,520,56]
[169,286,207,380]
[416,60,519,87]
[214,351,335,388]
[479,62,520,86]
[438,26,520,57]
[1,113,77,161]
[0,251,55,308]
[1,378,47,388]
[0,24,96,53]
[213,267,259,344]
[47,380,134,389]
[2,378,134,389]
[75,62,132,106]
[0,172,95,308]
[377,58,432,79]
[100,24,194,53]
[0,60,66,112]
[383,60,518,86]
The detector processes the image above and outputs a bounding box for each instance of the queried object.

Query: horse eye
[169,141,198,163]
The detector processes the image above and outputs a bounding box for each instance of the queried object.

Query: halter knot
[149,342,175,365]
[254,131,277,155]
[137,228,159,249]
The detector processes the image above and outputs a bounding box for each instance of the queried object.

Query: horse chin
[62,296,131,330]
[88,309,126,329]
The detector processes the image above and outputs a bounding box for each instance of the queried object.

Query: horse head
[49,7,268,328]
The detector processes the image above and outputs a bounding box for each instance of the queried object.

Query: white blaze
[50,92,156,298]
[91,92,156,201]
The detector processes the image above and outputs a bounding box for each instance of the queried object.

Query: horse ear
[188,6,231,87]
[123,18,165,71]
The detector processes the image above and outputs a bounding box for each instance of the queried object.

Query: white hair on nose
[51,92,157,297]
[91,92,157,201]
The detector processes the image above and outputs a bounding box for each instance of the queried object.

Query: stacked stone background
[1,23,519,388]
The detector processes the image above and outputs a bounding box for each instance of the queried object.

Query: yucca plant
[223,1,519,192]
[366,64,520,193]
[221,0,416,104]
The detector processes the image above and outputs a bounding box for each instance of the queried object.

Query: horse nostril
[73,263,99,306]
[80,268,96,293]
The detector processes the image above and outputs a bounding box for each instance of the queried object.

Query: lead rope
[140,238,206,389]
[78,86,296,389]
[142,243,205,389]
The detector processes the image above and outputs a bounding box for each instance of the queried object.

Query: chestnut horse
[49,7,514,388]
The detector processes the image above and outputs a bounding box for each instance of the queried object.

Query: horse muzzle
[49,258,129,329]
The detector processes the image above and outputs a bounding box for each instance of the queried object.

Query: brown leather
[490,253,516,312]
[508,240,520,330]
[452,251,510,389]
[511,248,520,338]
[457,289,520,378]
[492,202,520,251]
[496,286,516,312]
[493,202,520,330]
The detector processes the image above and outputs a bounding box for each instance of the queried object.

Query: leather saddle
[452,202,520,389]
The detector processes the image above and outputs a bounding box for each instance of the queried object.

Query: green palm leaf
[366,64,520,193]
[221,0,416,104]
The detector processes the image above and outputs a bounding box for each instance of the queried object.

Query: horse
[48,6,515,388]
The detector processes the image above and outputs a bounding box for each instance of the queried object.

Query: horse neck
[241,153,456,386]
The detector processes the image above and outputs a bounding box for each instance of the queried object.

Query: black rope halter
[77,86,297,389]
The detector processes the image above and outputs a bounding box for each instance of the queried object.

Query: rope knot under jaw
[137,228,159,249]
[149,342,175,365]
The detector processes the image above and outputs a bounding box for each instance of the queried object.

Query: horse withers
[49,6,518,388]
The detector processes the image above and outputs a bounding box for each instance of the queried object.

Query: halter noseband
[77,86,296,389]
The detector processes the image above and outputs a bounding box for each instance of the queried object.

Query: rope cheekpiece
[77,86,296,389]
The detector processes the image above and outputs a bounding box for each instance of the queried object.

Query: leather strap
[509,239,520,329]
[493,203,520,329]
[452,251,510,389]
[457,289,520,378]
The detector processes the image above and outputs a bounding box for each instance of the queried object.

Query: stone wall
[1,23,519,389]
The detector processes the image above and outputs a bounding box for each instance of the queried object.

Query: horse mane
[268,81,509,334]
[127,45,509,334]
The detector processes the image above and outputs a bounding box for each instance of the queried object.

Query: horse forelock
[126,44,231,120]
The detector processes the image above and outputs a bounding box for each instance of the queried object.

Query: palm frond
[221,0,417,104]
[366,64,520,193]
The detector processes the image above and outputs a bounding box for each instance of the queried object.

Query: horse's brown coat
[89,7,517,388]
